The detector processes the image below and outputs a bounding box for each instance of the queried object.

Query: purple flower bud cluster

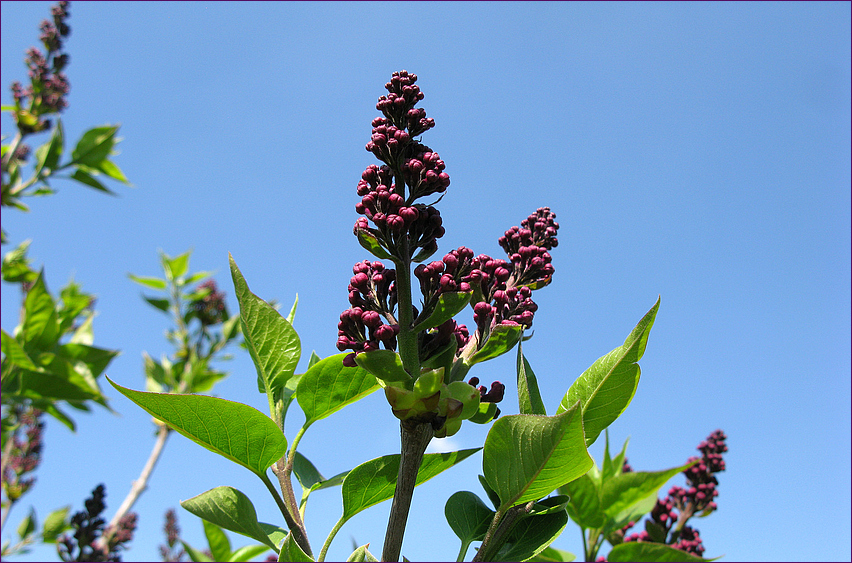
[1,407,43,503]
[467,377,506,419]
[58,484,136,562]
[375,70,434,136]
[191,279,227,327]
[402,145,450,201]
[354,71,449,263]
[10,2,72,134]
[355,163,445,260]
[498,206,559,288]
[679,429,727,514]
[158,509,186,563]
[337,261,400,366]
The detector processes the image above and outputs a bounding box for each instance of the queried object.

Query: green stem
[259,471,313,559]
[381,420,433,561]
[473,502,532,562]
[318,515,346,562]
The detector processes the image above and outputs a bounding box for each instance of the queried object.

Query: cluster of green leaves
[128,250,241,395]
[1,240,117,431]
[1,119,130,244]
[2,503,71,557]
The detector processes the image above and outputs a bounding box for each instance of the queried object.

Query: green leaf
[70,125,118,166]
[559,472,605,529]
[41,506,70,543]
[354,350,412,387]
[163,250,192,281]
[482,405,593,511]
[181,486,279,551]
[108,379,287,475]
[286,295,298,325]
[355,227,392,260]
[1,240,37,283]
[56,343,118,379]
[70,168,116,194]
[277,532,314,561]
[469,323,523,365]
[557,297,660,446]
[444,491,494,559]
[230,544,271,562]
[22,271,59,351]
[411,291,472,333]
[33,119,64,177]
[143,296,170,313]
[517,341,546,415]
[526,545,576,562]
[128,274,167,290]
[341,448,480,521]
[607,542,712,562]
[15,365,103,403]
[203,519,232,562]
[230,254,301,395]
[600,461,695,523]
[2,329,40,372]
[347,545,379,562]
[293,451,325,492]
[297,353,379,427]
[183,541,214,562]
[90,158,130,184]
[17,507,36,539]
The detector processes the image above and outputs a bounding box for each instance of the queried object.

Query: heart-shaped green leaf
[297,353,379,427]
[444,491,494,560]
[557,297,659,446]
[483,404,592,511]
[230,254,301,395]
[181,486,279,551]
[109,378,287,475]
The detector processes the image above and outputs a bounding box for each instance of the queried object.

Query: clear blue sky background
[2,2,850,562]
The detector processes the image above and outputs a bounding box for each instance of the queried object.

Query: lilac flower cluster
[622,430,727,557]
[10,1,72,135]
[499,207,559,289]
[337,260,399,366]
[158,509,186,563]
[340,71,450,362]
[58,484,136,562]
[191,279,227,327]
[1,407,43,503]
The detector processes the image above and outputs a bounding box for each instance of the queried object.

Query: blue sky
[1,2,850,562]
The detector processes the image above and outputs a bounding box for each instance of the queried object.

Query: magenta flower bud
[386,214,405,233]
[361,310,382,328]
